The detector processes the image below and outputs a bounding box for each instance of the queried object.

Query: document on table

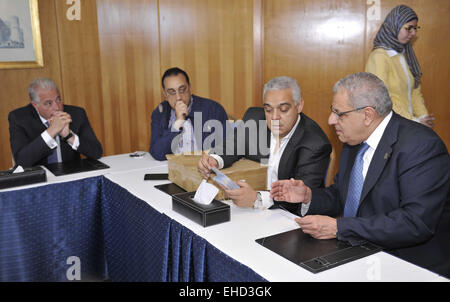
[193,180,219,205]
[278,205,300,221]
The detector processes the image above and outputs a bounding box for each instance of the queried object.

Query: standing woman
[365,5,434,127]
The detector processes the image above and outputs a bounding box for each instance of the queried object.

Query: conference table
[0,153,448,282]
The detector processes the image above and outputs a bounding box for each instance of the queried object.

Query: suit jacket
[149,94,229,161]
[308,112,450,277]
[215,107,332,209]
[9,104,103,167]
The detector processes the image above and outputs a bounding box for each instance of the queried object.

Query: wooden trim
[253,0,263,106]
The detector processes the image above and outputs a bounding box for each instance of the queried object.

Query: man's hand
[419,114,435,128]
[224,181,257,208]
[295,215,337,239]
[270,178,311,203]
[198,153,219,179]
[174,100,188,121]
[60,123,70,138]
[172,101,188,130]
[47,111,72,138]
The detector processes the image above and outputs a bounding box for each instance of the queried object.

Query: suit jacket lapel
[359,114,398,205]
[28,104,47,135]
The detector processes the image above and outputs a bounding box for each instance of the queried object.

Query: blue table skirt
[0,177,106,281]
[0,176,266,282]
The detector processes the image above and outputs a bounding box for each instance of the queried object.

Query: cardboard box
[166,153,267,200]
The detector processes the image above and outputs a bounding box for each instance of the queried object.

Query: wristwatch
[61,130,74,142]
[253,191,263,209]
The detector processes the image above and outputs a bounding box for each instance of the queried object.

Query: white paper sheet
[193,180,219,205]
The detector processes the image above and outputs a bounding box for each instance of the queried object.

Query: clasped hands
[46,111,72,139]
[270,178,337,239]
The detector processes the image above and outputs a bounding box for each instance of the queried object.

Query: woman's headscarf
[373,5,422,88]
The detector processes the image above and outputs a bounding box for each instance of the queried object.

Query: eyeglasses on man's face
[403,25,420,33]
[330,105,371,118]
[166,85,188,96]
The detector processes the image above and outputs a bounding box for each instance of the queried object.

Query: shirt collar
[364,111,393,151]
[386,49,405,57]
[34,107,49,126]
[386,49,398,57]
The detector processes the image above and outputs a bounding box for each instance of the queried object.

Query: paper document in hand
[278,207,300,221]
[211,167,240,190]
[193,180,219,205]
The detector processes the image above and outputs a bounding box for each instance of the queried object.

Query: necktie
[45,121,59,164]
[343,142,370,217]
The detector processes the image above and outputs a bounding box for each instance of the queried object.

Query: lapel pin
[384,153,389,160]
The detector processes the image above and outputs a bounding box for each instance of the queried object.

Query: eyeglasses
[403,25,420,33]
[330,105,371,118]
[166,85,188,96]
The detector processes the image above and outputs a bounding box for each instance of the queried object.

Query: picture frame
[0,0,43,69]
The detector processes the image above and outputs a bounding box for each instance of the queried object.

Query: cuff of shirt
[300,201,311,216]
[256,191,274,210]
[68,133,80,150]
[209,154,224,169]
[171,120,185,131]
[42,130,58,149]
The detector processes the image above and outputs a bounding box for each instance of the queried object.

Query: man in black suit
[9,77,103,167]
[198,76,331,211]
[270,72,450,277]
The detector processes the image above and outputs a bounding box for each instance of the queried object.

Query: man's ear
[296,98,304,113]
[364,106,377,126]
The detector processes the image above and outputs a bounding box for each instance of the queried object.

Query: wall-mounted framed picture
[0,0,43,69]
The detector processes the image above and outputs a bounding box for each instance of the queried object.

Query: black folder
[256,228,381,273]
[154,182,186,196]
[44,158,109,176]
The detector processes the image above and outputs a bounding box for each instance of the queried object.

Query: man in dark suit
[9,77,103,168]
[270,72,450,277]
[149,67,228,160]
[198,76,331,211]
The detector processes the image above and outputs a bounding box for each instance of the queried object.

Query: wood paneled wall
[264,0,367,169]
[0,0,64,170]
[158,0,255,118]
[264,0,450,178]
[96,0,161,154]
[0,0,449,173]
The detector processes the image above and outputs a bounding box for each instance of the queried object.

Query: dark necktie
[45,121,59,164]
[343,142,370,217]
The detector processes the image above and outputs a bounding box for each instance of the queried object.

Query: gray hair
[28,78,59,104]
[333,72,392,116]
[263,76,302,105]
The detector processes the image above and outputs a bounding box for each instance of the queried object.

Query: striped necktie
[343,142,370,217]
